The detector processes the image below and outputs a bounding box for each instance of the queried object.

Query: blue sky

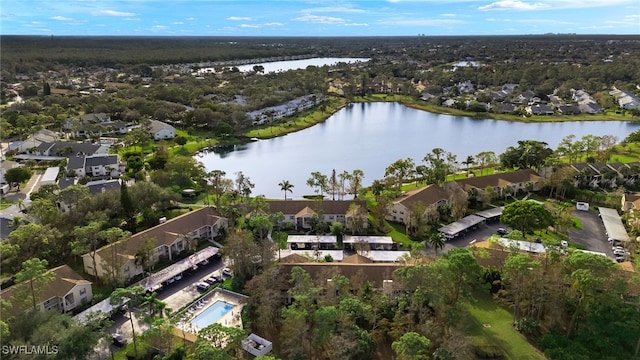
[2,0,639,36]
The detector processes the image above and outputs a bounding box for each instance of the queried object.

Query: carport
[438,214,486,240]
[598,207,630,243]
[475,207,503,222]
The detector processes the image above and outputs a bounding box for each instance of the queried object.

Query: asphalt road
[568,209,612,256]
[89,256,225,359]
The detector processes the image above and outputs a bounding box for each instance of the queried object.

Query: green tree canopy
[501,200,554,234]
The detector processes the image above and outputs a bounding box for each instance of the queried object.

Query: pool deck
[175,288,247,335]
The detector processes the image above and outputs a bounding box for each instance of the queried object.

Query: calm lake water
[198,102,640,199]
[198,57,369,74]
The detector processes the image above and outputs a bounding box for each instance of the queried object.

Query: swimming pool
[190,300,235,329]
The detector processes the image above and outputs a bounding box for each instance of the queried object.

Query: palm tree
[463,155,475,176]
[279,180,294,200]
[428,232,445,256]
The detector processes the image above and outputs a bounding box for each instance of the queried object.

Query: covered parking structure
[74,296,129,325]
[598,207,630,243]
[343,236,395,250]
[135,246,219,292]
[438,214,486,240]
[475,207,503,222]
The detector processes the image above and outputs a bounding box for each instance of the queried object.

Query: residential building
[266,200,368,231]
[454,169,542,199]
[82,207,227,282]
[148,120,176,140]
[66,154,120,178]
[31,141,102,157]
[387,184,450,225]
[526,104,554,115]
[11,129,58,153]
[247,94,323,126]
[622,193,640,212]
[0,265,92,317]
[388,169,542,226]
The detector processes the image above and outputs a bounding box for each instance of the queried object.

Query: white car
[174,273,183,281]
[560,240,568,247]
[222,268,232,277]
[613,249,629,257]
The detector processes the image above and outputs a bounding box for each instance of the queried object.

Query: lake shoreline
[192,94,639,156]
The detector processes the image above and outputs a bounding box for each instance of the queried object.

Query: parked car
[222,268,232,277]
[204,276,217,285]
[496,228,509,236]
[198,259,210,266]
[196,282,210,292]
[613,249,630,257]
[560,240,568,247]
[165,277,175,285]
[174,273,183,282]
[615,256,626,263]
[112,334,126,347]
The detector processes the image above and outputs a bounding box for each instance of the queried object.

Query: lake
[198,102,640,199]
[198,57,369,75]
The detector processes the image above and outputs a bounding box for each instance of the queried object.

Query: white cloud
[240,24,260,28]
[151,25,168,30]
[227,16,251,21]
[51,16,74,21]
[479,1,549,11]
[441,13,456,17]
[92,10,135,17]
[264,22,283,26]
[378,19,463,26]
[172,22,184,25]
[344,23,369,26]
[186,17,196,21]
[292,14,345,24]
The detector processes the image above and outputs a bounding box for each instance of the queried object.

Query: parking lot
[441,208,617,261]
[568,209,611,255]
[90,256,225,359]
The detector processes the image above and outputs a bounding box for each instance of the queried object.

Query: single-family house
[526,104,554,115]
[85,179,121,195]
[557,105,580,115]
[265,200,368,231]
[148,120,176,140]
[82,207,227,282]
[495,103,518,114]
[12,129,59,153]
[80,112,111,123]
[0,265,93,317]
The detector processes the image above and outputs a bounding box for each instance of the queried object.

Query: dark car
[496,228,509,235]
[112,333,126,347]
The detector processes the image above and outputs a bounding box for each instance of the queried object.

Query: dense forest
[2,35,640,360]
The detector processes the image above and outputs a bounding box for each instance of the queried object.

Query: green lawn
[0,199,12,210]
[465,291,546,360]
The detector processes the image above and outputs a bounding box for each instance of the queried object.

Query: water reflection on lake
[198,102,640,199]
[199,57,369,74]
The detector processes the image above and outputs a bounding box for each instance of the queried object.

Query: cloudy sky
[2,0,638,36]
